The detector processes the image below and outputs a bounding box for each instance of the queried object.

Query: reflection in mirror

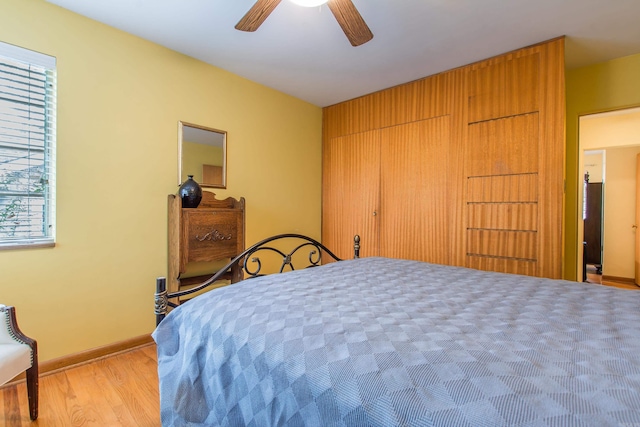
[179,121,226,188]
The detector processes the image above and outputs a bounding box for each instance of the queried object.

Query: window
[0,42,56,248]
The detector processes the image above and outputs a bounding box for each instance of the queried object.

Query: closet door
[380,116,452,264]
[322,130,380,259]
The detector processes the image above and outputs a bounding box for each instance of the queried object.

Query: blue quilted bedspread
[152,257,640,426]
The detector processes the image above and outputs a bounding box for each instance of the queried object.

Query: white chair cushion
[0,343,31,385]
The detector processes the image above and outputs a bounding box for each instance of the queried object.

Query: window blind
[0,42,56,248]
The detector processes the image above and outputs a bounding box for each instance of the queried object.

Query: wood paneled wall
[322,38,565,279]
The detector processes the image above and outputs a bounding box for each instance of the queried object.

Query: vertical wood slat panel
[466,256,537,276]
[467,174,538,203]
[467,229,537,260]
[465,38,564,278]
[447,68,469,267]
[468,53,540,123]
[465,50,542,276]
[536,38,565,279]
[323,70,453,140]
[377,73,451,130]
[467,203,538,231]
[379,116,451,264]
[322,130,380,260]
[466,113,540,177]
[323,95,381,139]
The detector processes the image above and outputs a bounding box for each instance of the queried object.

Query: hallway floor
[586,264,640,290]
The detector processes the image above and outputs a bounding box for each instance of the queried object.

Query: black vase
[179,175,202,208]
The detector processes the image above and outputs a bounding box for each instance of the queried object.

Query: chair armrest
[0,305,36,348]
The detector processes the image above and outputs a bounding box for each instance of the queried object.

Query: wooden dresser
[167,191,245,299]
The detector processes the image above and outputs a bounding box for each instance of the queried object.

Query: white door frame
[576,106,640,281]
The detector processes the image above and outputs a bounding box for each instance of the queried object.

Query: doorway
[577,106,640,285]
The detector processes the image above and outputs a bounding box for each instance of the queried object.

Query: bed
[152,234,640,426]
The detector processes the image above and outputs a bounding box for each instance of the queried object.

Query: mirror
[178,121,227,188]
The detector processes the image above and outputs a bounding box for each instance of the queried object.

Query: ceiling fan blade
[327,0,373,47]
[235,0,283,32]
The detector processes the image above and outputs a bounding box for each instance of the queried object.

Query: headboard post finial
[354,235,360,259]
[155,277,168,326]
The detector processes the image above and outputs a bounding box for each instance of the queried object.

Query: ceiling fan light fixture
[288,0,329,7]
[236,0,373,47]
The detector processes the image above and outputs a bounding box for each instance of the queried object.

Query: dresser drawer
[181,209,244,267]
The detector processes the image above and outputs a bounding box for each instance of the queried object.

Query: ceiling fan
[235,0,373,47]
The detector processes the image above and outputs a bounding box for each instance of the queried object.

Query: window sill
[0,241,55,251]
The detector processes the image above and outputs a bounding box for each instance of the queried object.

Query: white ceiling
[46,0,640,107]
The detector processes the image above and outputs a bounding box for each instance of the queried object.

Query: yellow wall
[0,0,322,361]
[565,52,640,280]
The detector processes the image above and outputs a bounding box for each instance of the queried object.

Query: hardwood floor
[599,278,640,290]
[585,264,640,290]
[0,344,160,426]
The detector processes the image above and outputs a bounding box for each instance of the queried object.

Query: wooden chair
[0,305,38,420]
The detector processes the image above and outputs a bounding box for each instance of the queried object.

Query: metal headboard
[155,234,360,325]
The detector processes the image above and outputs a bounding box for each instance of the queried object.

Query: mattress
[153,257,640,426]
